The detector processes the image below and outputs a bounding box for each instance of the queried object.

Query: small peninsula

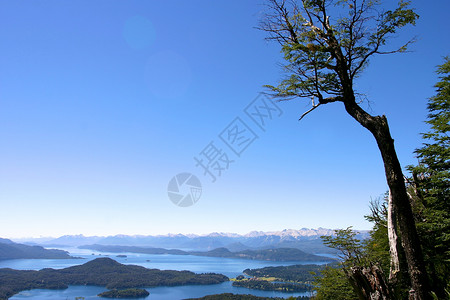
[0,238,74,260]
[228,264,332,293]
[243,264,330,282]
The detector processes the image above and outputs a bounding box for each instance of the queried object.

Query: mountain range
[16,228,369,254]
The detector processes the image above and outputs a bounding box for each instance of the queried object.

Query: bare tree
[260,0,430,298]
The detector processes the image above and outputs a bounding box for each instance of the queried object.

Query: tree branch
[299,102,320,121]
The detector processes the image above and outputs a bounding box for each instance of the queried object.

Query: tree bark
[324,34,431,296]
[343,101,430,299]
[387,189,400,283]
[347,265,392,300]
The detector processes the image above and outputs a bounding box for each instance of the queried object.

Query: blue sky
[0,0,449,238]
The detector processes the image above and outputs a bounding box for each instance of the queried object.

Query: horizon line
[6,227,370,240]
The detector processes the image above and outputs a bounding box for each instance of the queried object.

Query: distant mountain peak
[243,228,336,238]
[61,234,86,238]
[165,233,188,237]
[206,232,241,238]
[245,231,266,237]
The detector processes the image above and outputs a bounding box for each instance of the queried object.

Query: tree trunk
[387,189,400,283]
[342,101,430,300]
[371,116,429,300]
[347,265,392,300]
[321,25,429,298]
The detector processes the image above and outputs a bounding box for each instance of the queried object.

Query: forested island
[98,288,149,298]
[79,245,332,262]
[0,258,228,300]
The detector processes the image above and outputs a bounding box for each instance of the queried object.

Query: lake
[2,247,326,299]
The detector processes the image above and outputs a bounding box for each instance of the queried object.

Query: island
[0,258,228,300]
[79,245,333,262]
[116,255,127,258]
[228,264,333,293]
[98,288,149,298]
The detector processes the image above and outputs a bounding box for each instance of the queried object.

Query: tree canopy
[407,56,450,298]
[261,0,418,119]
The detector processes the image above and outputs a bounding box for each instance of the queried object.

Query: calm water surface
[3,247,323,299]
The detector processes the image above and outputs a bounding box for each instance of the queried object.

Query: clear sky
[0,0,449,238]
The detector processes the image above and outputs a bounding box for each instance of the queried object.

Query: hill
[0,239,74,260]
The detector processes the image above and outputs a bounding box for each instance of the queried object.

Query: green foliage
[363,197,390,275]
[316,228,372,299]
[313,266,357,300]
[262,0,418,102]
[321,227,365,268]
[317,202,405,298]
[407,56,450,297]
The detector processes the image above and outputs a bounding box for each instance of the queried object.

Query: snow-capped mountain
[16,228,368,254]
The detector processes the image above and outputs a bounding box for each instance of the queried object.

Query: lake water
[2,247,324,299]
